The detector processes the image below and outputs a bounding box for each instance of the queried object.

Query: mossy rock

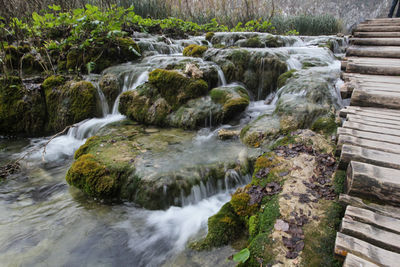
[99,73,121,107]
[205,32,215,42]
[210,85,250,120]
[0,76,46,136]
[42,75,101,132]
[311,115,338,135]
[238,37,264,48]
[66,37,141,73]
[3,45,42,74]
[183,44,208,57]
[191,202,244,250]
[231,191,258,217]
[277,69,297,88]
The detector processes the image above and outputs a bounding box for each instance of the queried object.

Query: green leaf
[86,61,95,74]
[233,248,250,263]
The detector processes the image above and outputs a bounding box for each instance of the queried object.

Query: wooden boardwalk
[336,18,400,266]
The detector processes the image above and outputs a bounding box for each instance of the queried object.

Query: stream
[0,33,346,266]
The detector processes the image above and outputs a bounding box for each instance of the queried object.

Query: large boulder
[0,76,46,136]
[42,75,102,133]
[99,73,121,108]
[66,122,253,209]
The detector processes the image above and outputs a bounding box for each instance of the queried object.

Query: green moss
[302,62,317,69]
[277,69,297,88]
[66,154,119,198]
[248,215,259,240]
[183,44,208,57]
[148,68,208,109]
[243,37,263,48]
[302,201,344,267]
[205,32,215,42]
[240,125,251,139]
[311,116,337,135]
[191,202,244,250]
[333,170,346,194]
[245,233,274,267]
[42,75,65,92]
[231,192,259,217]
[210,88,228,103]
[74,136,101,159]
[270,134,298,150]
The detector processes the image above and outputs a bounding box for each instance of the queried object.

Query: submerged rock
[99,73,121,107]
[66,121,253,209]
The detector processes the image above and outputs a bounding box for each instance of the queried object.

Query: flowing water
[0,33,345,266]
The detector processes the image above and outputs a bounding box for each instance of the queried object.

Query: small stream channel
[0,33,346,266]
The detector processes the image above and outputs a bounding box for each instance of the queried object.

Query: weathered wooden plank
[354,31,400,38]
[343,253,379,267]
[340,108,400,120]
[345,206,400,235]
[346,161,400,206]
[356,25,400,32]
[351,89,400,109]
[339,194,400,220]
[337,134,400,154]
[341,83,352,99]
[335,232,400,266]
[347,46,400,58]
[338,128,400,145]
[350,38,400,46]
[340,217,400,253]
[341,105,400,115]
[343,74,400,84]
[347,115,400,130]
[339,144,400,170]
[346,62,400,75]
[342,121,400,136]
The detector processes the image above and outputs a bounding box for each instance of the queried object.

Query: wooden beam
[339,144,400,169]
[337,134,400,154]
[343,253,379,267]
[347,46,400,58]
[335,232,400,266]
[340,217,400,253]
[338,128,400,145]
[342,121,400,136]
[346,161,400,206]
[339,194,400,220]
[345,206,400,235]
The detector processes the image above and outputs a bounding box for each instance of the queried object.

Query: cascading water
[0,33,346,266]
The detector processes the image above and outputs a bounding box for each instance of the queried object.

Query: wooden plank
[339,194,400,220]
[335,232,400,266]
[345,206,400,235]
[355,25,400,32]
[339,144,400,170]
[343,253,379,267]
[346,61,400,75]
[342,121,400,137]
[347,115,400,130]
[340,217,400,253]
[341,105,400,115]
[340,109,400,120]
[338,128,400,145]
[351,89,400,109]
[337,134,400,154]
[354,32,400,38]
[346,161,400,206]
[347,46,400,58]
[344,74,400,84]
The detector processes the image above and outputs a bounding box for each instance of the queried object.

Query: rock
[210,85,250,120]
[0,76,46,136]
[184,63,203,79]
[183,44,208,57]
[218,129,240,140]
[99,73,121,107]
[274,219,290,232]
[66,122,253,209]
[42,75,102,133]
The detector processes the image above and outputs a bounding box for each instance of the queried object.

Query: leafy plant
[233,248,250,263]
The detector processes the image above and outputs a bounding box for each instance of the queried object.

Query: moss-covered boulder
[3,45,43,74]
[205,32,215,42]
[183,44,208,57]
[210,85,250,120]
[65,37,141,73]
[205,49,287,100]
[0,76,46,136]
[66,122,252,209]
[42,75,102,132]
[99,73,121,107]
